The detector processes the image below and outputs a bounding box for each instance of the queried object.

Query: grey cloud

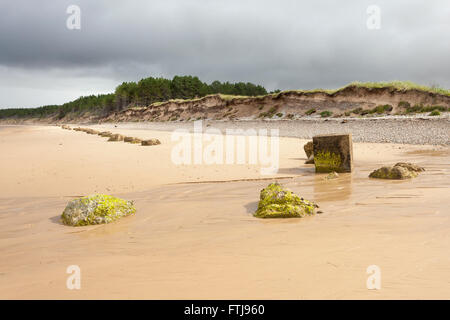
[0,0,449,108]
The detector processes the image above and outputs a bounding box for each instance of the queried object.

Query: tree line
[114,75,267,109]
[0,75,268,119]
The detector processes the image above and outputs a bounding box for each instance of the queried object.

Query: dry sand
[0,124,449,299]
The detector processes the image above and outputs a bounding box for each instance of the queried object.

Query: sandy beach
[0,123,449,299]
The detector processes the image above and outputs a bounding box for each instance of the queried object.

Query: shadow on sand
[49,215,63,225]
[244,201,259,214]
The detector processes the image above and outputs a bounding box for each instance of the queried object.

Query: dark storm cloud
[0,0,449,108]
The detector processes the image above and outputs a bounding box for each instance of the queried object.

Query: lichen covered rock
[369,165,418,180]
[394,162,425,173]
[304,141,313,158]
[61,194,136,226]
[254,183,316,218]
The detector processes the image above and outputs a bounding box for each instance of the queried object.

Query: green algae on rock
[393,162,425,173]
[369,165,418,180]
[61,194,136,226]
[254,183,317,218]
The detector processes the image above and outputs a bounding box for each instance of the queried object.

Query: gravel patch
[99,118,450,146]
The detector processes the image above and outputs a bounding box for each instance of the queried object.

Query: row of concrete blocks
[63,126,161,146]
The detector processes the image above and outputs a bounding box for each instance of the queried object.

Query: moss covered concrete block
[142,139,161,146]
[124,136,142,144]
[108,134,124,141]
[85,129,99,135]
[98,131,112,137]
[313,134,353,173]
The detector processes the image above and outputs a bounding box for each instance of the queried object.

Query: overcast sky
[0,0,449,108]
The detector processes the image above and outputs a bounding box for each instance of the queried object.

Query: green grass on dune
[144,81,450,109]
[273,81,450,97]
[348,81,450,96]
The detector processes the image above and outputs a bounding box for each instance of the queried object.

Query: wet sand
[0,125,449,299]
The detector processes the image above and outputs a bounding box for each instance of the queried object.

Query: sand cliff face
[1,85,449,125]
[103,85,450,122]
